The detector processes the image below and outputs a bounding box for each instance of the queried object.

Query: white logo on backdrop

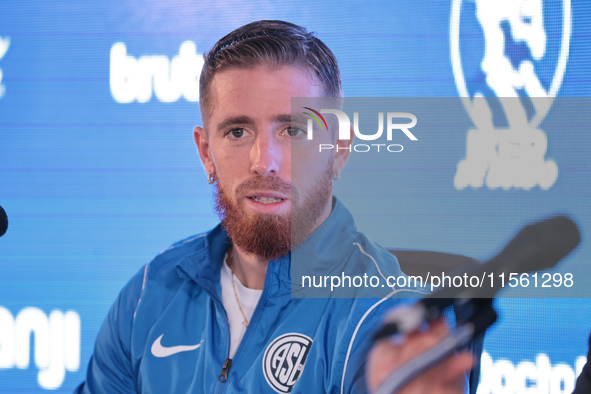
[476,351,586,394]
[0,37,10,99]
[0,307,80,390]
[110,41,204,103]
[451,0,571,190]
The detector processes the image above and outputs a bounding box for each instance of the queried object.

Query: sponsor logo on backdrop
[110,41,204,103]
[477,351,586,394]
[451,0,571,190]
[304,107,417,153]
[263,333,312,393]
[0,36,10,99]
[0,307,80,390]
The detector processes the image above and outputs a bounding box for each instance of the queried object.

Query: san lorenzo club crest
[450,0,571,190]
[263,333,312,393]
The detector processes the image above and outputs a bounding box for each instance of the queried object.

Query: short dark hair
[199,20,342,122]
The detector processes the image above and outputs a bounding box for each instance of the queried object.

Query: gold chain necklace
[227,246,249,327]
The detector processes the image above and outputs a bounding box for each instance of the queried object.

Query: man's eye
[285,127,304,137]
[229,128,246,138]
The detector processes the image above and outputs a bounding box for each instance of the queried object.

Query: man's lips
[244,191,290,206]
[249,197,284,204]
[246,191,288,200]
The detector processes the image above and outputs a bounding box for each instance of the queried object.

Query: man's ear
[333,125,354,173]
[193,126,215,175]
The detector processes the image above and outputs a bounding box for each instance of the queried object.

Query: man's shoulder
[113,229,218,329]
[119,229,215,302]
[147,231,212,277]
[341,231,406,287]
[350,233,402,270]
[157,231,211,260]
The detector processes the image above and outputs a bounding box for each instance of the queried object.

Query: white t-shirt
[220,253,263,358]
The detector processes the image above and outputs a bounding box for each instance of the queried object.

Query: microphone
[372,215,581,394]
[0,205,7,237]
[373,214,581,339]
[428,214,579,298]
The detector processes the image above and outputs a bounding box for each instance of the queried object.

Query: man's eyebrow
[272,114,296,124]
[216,116,255,132]
[216,114,300,132]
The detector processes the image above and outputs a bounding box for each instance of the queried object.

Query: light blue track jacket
[76,198,416,393]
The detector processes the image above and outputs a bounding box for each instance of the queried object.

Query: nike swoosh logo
[151,334,204,358]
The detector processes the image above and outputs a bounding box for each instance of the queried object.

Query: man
[77,20,473,393]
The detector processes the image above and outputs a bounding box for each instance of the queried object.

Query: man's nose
[250,132,282,176]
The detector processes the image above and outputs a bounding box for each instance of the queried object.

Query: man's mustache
[235,176,292,196]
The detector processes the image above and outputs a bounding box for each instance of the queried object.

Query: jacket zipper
[193,279,232,393]
[225,259,274,364]
[209,292,231,394]
[218,358,232,382]
[215,258,277,392]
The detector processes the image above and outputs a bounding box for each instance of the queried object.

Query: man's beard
[214,166,333,260]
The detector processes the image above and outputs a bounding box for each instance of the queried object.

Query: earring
[332,168,340,181]
[207,172,215,184]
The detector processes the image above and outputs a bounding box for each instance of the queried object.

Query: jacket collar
[176,197,359,296]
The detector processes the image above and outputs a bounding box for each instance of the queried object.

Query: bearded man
[77,20,474,393]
